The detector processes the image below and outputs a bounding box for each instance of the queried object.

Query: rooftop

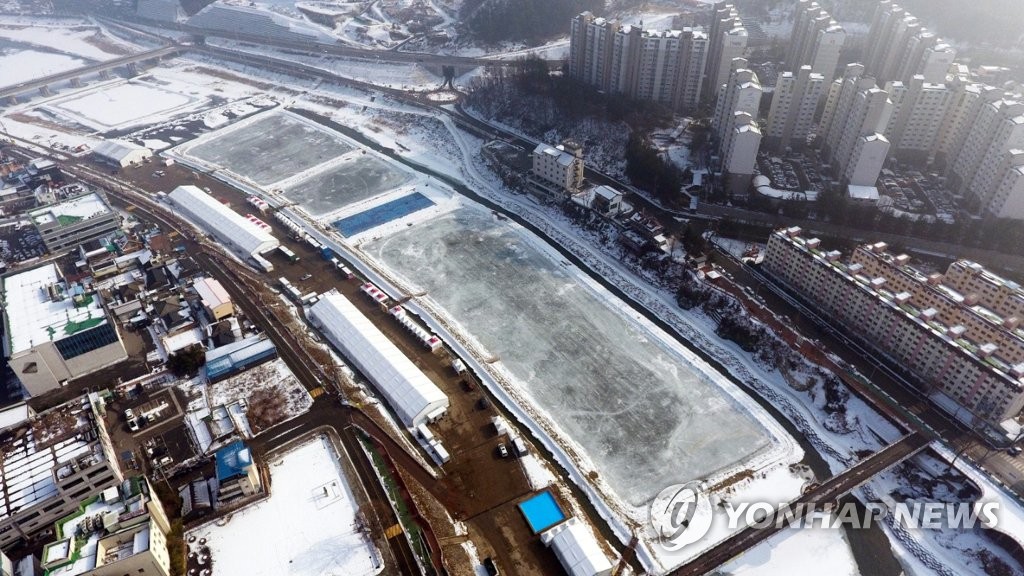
[215,440,253,482]
[2,263,110,355]
[193,277,231,310]
[42,478,153,576]
[30,193,111,228]
[0,398,106,522]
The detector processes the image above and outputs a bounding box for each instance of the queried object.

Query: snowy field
[0,49,85,88]
[46,81,205,131]
[177,111,354,186]
[189,435,382,576]
[364,206,791,509]
[283,154,413,217]
[0,17,141,60]
[720,526,861,576]
[209,358,312,435]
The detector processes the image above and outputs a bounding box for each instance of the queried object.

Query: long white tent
[168,185,279,257]
[541,518,613,576]
[309,290,448,427]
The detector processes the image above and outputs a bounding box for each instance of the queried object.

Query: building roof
[848,185,880,201]
[541,518,613,576]
[534,143,577,167]
[309,291,448,427]
[2,263,109,355]
[168,185,278,257]
[193,277,231,310]
[215,440,253,482]
[30,192,111,228]
[593,185,621,201]
[205,335,277,380]
[92,140,150,163]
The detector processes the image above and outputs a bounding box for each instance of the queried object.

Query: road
[671,432,931,576]
[0,45,184,99]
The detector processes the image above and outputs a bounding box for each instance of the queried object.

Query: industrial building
[187,2,337,44]
[39,477,172,576]
[2,262,127,396]
[531,141,585,197]
[763,228,1024,426]
[167,185,279,267]
[29,192,120,253]
[193,276,234,321]
[135,0,185,22]
[309,290,449,427]
[204,335,278,382]
[91,140,152,168]
[0,394,123,550]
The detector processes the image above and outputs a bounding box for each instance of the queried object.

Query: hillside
[459,0,604,44]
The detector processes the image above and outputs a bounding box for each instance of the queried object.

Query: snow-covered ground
[44,80,206,132]
[0,17,142,60]
[189,435,383,576]
[0,49,86,88]
[719,525,861,576]
[209,358,313,435]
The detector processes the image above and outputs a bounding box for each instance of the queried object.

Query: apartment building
[883,75,951,164]
[786,0,845,86]
[819,64,892,187]
[40,477,172,576]
[530,141,585,196]
[568,13,708,111]
[988,153,1024,219]
[712,60,762,195]
[948,99,1024,217]
[935,77,1002,165]
[863,0,955,83]
[704,2,747,101]
[29,192,120,254]
[765,66,824,151]
[0,394,122,550]
[763,227,1024,424]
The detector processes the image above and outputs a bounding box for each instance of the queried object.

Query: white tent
[541,518,613,576]
[309,291,448,427]
[169,185,278,257]
[92,140,152,168]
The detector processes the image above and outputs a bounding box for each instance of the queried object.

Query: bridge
[0,44,185,102]
[671,431,932,576]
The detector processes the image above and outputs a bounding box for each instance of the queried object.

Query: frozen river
[284,155,412,217]
[366,207,776,508]
[185,112,354,186]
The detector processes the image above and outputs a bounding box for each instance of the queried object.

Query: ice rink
[284,155,411,216]
[185,112,354,186]
[366,208,773,508]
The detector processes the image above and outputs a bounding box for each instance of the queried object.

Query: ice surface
[366,207,772,507]
[190,435,380,576]
[719,526,861,576]
[186,112,354,186]
[284,154,412,216]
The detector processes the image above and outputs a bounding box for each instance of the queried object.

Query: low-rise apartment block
[40,477,172,576]
[0,395,122,550]
[530,141,584,197]
[762,228,1024,425]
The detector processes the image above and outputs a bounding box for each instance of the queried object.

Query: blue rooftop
[216,440,253,482]
[518,490,566,534]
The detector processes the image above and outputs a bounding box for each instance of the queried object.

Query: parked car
[300,273,313,281]
[497,443,508,458]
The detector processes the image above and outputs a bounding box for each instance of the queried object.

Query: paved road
[671,432,931,576]
[0,45,184,98]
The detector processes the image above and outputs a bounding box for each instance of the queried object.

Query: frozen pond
[185,112,354,186]
[284,155,412,217]
[366,208,774,507]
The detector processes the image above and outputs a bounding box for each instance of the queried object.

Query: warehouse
[92,139,153,168]
[308,290,448,427]
[168,185,279,264]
